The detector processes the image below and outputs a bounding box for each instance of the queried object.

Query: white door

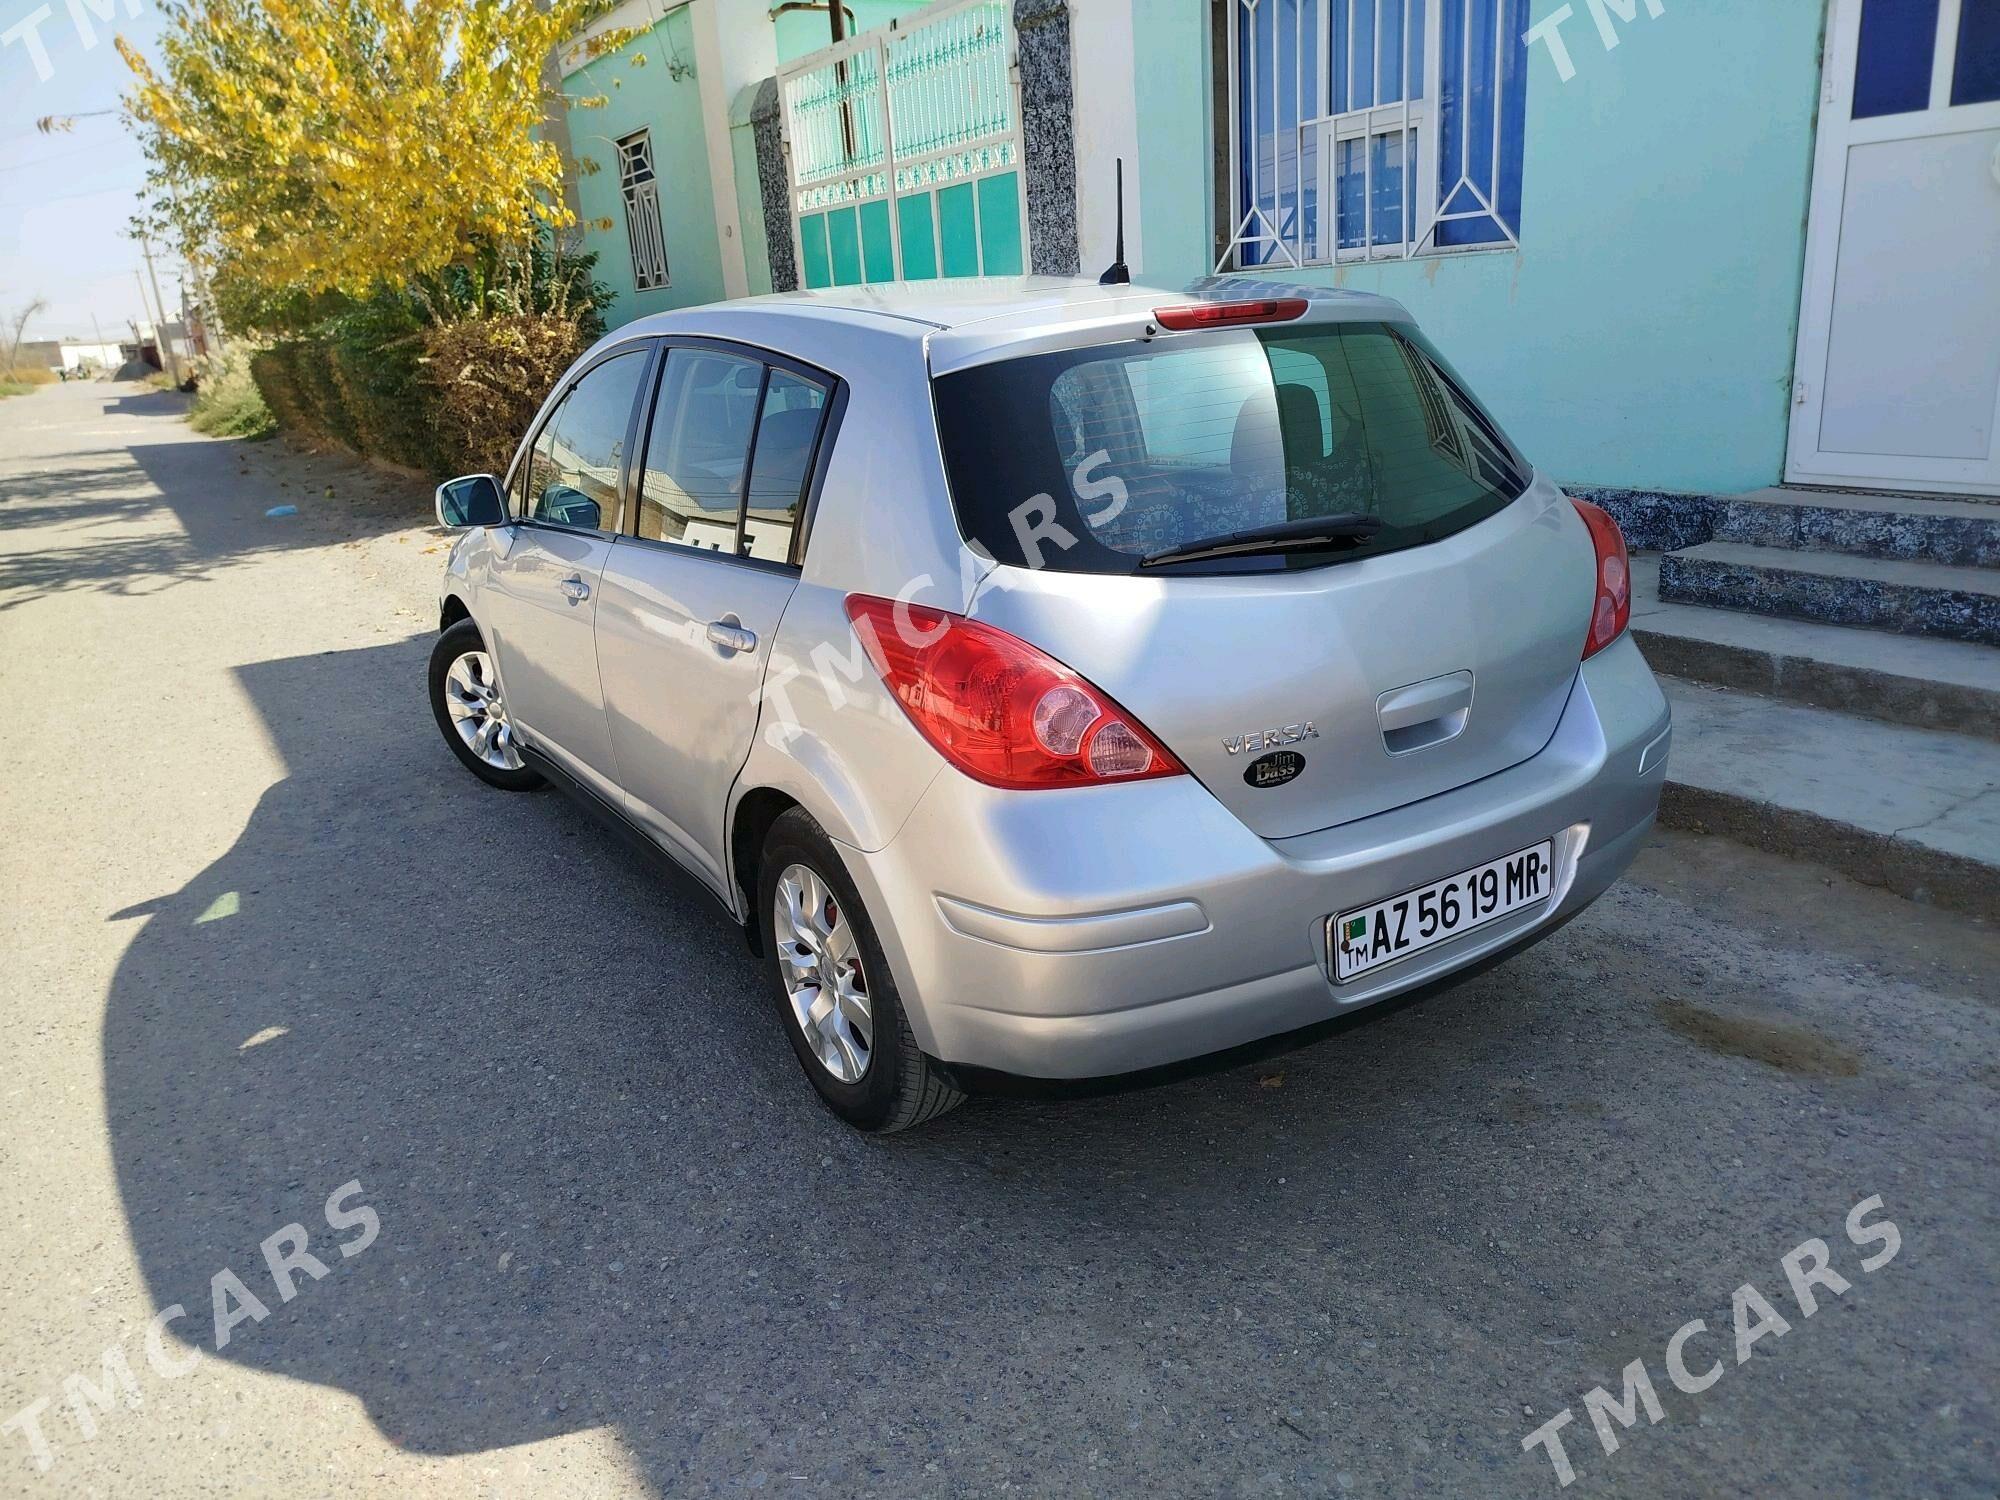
[1790,0,2000,494]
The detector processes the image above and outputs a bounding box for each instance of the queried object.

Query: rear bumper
[839,634,1671,1083]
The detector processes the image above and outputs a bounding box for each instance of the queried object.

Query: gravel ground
[2,379,1996,1498]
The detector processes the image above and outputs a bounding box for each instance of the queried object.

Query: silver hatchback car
[428,278,1671,1132]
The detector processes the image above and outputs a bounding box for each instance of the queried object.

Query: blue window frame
[1227,0,1528,268]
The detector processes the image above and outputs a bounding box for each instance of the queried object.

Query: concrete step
[1629,556,2000,738]
[1658,542,2000,646]
[1715,487,2000,567]
[1658,677,2000,922]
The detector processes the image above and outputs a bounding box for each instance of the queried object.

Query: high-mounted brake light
[1152,298,1310,332]
[843,595,1186,790]
[1571,498,1631,660]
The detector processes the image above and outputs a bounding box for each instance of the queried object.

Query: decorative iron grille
[618,130,670,290]
[778,0,1027,285]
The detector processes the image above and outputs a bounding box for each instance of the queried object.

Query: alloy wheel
[772,863,874,1083]
[442,650,523,771]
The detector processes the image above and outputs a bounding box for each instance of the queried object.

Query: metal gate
[777,0,1029,288]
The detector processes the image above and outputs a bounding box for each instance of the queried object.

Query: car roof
[618,275,1409,339]
[602,276,1413,380]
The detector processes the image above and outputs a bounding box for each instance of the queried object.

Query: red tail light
[844,595,1186,790]
[1571,498,1631,659]
[1152,298,1309,331]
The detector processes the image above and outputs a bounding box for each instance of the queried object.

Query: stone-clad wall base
[1568,487,1724,553]
[1573,485,2000,566]
[1718,498,2000,567]
[1660,545,2000,646]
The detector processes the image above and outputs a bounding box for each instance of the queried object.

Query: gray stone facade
[750,76,798,295]
[1014,0,1078,277]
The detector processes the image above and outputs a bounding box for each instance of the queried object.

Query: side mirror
[435,474,506,530]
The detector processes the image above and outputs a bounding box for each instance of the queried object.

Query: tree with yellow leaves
[121,0,635,328]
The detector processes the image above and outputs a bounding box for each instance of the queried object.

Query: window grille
[618,130,670,291]
[1225,0,1527,270]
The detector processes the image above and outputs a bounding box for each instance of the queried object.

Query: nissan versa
[426,279,1671,1132]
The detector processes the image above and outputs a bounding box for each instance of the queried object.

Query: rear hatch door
[931,306,1592,838]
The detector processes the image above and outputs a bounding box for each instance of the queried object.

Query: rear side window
[742,371,829,562]
[931,321,1530,574]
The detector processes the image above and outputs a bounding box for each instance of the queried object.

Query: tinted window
[636,350,761,551]
[525,350,649,531]
[742,371,828,562]
[931,321,1529,575]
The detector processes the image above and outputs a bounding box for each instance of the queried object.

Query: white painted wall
[59,342,125,371]
[688,0,775,300]
[1068,0,1144,278]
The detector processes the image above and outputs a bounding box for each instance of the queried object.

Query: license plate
[1330,839,1554,983]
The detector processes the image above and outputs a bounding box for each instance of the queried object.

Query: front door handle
[706,618,757,654]
[560,575,591,604]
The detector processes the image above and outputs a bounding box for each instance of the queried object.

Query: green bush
[240,236,613,480]
[292,341,361,450]
[324,295,446,472]
[249,347,310,433]
[189,347,277,438]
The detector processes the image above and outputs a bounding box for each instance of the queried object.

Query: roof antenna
[1098,157,1130,285]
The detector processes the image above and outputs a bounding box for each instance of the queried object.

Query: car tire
[758,808,964,1133]
[428,619,544,792]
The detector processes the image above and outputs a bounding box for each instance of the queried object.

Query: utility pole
[136,228,185,385]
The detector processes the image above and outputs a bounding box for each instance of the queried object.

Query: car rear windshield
[930,320,1531,574]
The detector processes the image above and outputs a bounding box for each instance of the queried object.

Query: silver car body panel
[438,278,1670,1082]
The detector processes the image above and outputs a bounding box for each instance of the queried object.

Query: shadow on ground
[99,627,1651,1492]
[95,622,2000,1497]
[0,397,420,613]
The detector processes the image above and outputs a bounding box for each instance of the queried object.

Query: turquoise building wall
[565,8,729,320]
[1133,0,1829,497]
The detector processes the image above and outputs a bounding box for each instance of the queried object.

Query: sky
[0,0,174,342]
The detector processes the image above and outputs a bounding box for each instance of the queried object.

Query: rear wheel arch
[731,787,801,954]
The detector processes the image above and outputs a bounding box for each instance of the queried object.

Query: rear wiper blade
[1138,513,1385,569]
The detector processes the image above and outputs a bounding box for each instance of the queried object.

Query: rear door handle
[560,575,591,603]
[706,619,757,654]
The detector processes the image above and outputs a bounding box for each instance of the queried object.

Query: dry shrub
[420,312,593,477]
[189,346,277,438]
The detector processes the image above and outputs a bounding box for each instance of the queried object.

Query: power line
[21,180,146,205]
[0,141,110,173]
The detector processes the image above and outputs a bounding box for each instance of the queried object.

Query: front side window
[524,350,650,532]
[1228,0,1528,268]
[932,320,1529,575]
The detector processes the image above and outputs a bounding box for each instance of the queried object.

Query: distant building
[14,339,63,372]
[57,340,126,374]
